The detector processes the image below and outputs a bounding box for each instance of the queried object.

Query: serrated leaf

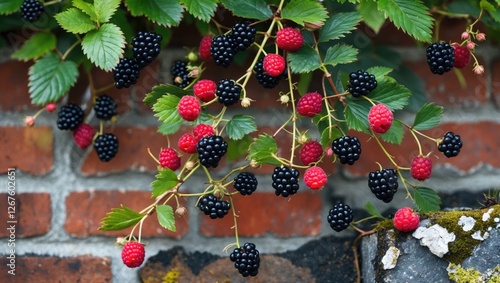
[55,8,96,34]
[221,0,272,20]
[182,0,218,22]
[319,12,362,42]
[379,120,404,144]
[144,84,192,106]
[480,0,496,12]
[73,0,99,22]
[28,53,79,105]
[99,205,145,231]
[226,115,257,140]
[157,121,183,135]
[287,45,321,74]
[323,44,358,67]
[369,80,411,111]
[377,0,433,42]
[366,66,393,82]
[226,134,253,161]
[151,169,179,198]
[248,133,281,166]
[281,0,328,26]
[153,94,184,135]
[320,126,343,148]
[125,0,183,27]
[94,0,121,23]
[0,0,23,15]
[156,205,176,232]
[81,23,125,71]
[414,187,441,212]
[359,0,386,34]
[344,98,370,131]
[11,32,56,61]
[364,201,383,218]
[412,103,444,130]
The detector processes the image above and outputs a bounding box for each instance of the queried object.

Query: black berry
[197,193,230,219]
[332,136,362,165]
[327,203,354,232]
[132,31,163,69]
[94,133,119,162]
[230,21,256,51]
[438,132,463,158]
[368,169,399,203]
[426,42,455,75]
[113,57,140,89]
[254,57,286,89]
[230,242,260,277]
[234,172,258,196]
[196,135,228,168]
[94,95,117,121]
[272,166,300,197]
[170,60,193,88]
[57,103,84,131]
[347,70,377,97]
[210,35,236,67]
[216,79,241,106]
[20,0,44,22]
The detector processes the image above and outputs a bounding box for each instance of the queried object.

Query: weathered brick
[0,193,51,238]
[0,60,35,112]
[491,58,500,107]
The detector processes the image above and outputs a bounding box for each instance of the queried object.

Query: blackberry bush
[216,79,241,106]
[20,0,44,22]
[272,166,300,197]
[234,172,258,196]
[368,169,399,203]
[57,103,84,131]
[94,133,119,162]
[327,203,354,232]
[196,135,228,168]
[94,95,117,121]
[426,42,455,75]
[197,194,230,219]
[230,243,260,277]
[132,31,163,69]
[347,70,377,97]
[210,35,236,67]
[113,58,140,89]
[332,136,362,165]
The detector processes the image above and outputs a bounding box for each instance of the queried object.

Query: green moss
[448,263,482,283]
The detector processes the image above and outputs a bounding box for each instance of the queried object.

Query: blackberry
[113,57,140,89]
[94,133,119,162]
[253,57,286,89]
[230,242,260,277]
[197,193,230,219]
[272,166,300,197]
[132,31,163,69]
[170,60,193,88]
[426,42,455,75]
[196,135,228,168]
[210,35,236,67]
[327,202,354,232]
[94,95,117,121]
[20,0,44,23]
[347,70,377,97]
[234,172,258,196]
[332,136,361,165]
[438,132,463,158]
[230,21,256,51]
[57,103,84,131]
[216,79,241,106]
[368,169,399,203]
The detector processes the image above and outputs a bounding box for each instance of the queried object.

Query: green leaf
[318,12,362,42]
[81,23,125,71]
[359,0,386,34]
[320,126,343,148]
[182,0,218,22]
[226,115,257,140]
[28,53,79,105]
[379,120,404,145]
[156,205,176,232]
[287,44,321,74]
[226,134,253,161]
[412,103,444,130]
[248,133,281,166]
[377,0,434,42]
[158,121,183,135]
[281,0,328,26]
[153,94,184,135]
[344,97,370,132]
[0,0,23,15]
[323,44,358,67]
[11,32,56,61]
[144,84,192,106]
[369,80,411,111]
[99,205,145,231]
[94,0,121,23]
[73,0,99,22]
[125,0,184,27]
[480,0,496,12]
[414,187,441,212]
[366,66,393,82]
[364,201,383,218]
[55,8,96,34]
[220,0,273,20]
[151,169,179,198]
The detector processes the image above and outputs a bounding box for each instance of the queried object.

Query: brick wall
[1,19,500,282]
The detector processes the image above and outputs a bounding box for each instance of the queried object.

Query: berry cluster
[94,95,117,121]
[210,21,256,67]
[159,148,181,171]
[254,57,286,89]
[196,135,228,168]
[94,133,119,162]
[57,103,84,131]
[438,132,463,158]
[230,243,260,277]
[327,203,354,232]
[20,0,44,22]
[171,60,193,88]
[299,141,323,166]
[347,70,377,97]
[234,172,258,196]
[272,166,300,197]
[332,136,362,165]
[113,57,140,89]
[368,169,399,203]
[297,92,323,117]
[426,42,455,75]
[121,241,145,268]
[197,194,230,219]
[216,79,242,107]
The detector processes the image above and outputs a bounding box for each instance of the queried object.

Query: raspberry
[197,193,230,219]
[452,44,471,69]
[426,42,455,75]
[132,31,162,69]
[196,135,228,168]
[199,35,212,60]
[94,95,117,121]
[121,241,145,268]
[368,103,393,134]
[347,70,377,98]
[299,140,323,166]
[296,92,323,117]
[272,166,300,197]
[113,57,140,89]
[94,133,119,162]
[177,96,201,121]
[170,60,193,88]
[253,57,286,89]
[178,134,197,154]
[411,156,432,181]
[45,102,56,113]
[57,103,84,131]
[393,207,420,232]
[193,79,217,102]
[276,27,304,52]
[304,166,327,190]
[233,172,258,196]
[332,136,361,165]
[327,203,354,232]
[20,0,44,22]
[438,132,463,158]
[210,35,236,67]
[193,124,215,141]
[230,242,260,277]
[159,148,181,171]
[72,123,94,149]
[216,79,241,107]
[230,21,256,51]
[368,169,399,203]
[263,53,286,77]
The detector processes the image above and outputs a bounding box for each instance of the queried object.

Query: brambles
[121,242,145,268]
[193,124,215,141]
[254,57,286,89]
[452,44,471,68]
[327,203,354,232]
[347,70,377,98]
[193,80,217,102]
[57,103,84,131]
[210,35,236,67]
[177,96,201,121]
[368,169,399,203]
[368,104,393,134]
[216,79,241,106]
[72,123,94,149]
[94,95,117,121]
[199,35,212,61]
[230,243,260,277]
[159,148,181,171]
[94,133,119,162]
[426,42,455,75]
[132,31,162,69]
[276,27,304,52]
[170,60,193,88]
[272,166,300,197]
[113,58,140,89]
[438,132,463,158]
[332,136,361,165]
[411,156,433,181]
[234,172,258,196]
[196,135,228,168]
[231,21,256,51]
[263,53,286,77]
[197,194,230,219]
[296,92,323,117]
[178,134,197,154]
[20,0,44,22]
[304,166,327,190]
[393,207,420,232]
[299,141,323,166]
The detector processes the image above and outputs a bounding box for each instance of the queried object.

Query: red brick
[0,193,51,238]
[0,126,53,175]
[1,256,111,282]
[0,60,35,112]
[491,59,500,106]
[64,190,188,239]
[200,192,322,237]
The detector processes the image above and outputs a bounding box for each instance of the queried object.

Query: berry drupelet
[132,31,163,69]
[272,166,300,197]
[94,133,119,162]
[347,70,377,98]
[327,203,354,232]
[113,57,140,89]
[332,136,362,165]
[368,169,399,203]
[426,42,455,75]
[196,135,228,168]
[438,132,463,158]
[216,79,241,106]
[234,172,258,196]
[20,0,44,22]
[230,21,256,51]
[197,194,230,219]
[94,95,117,121]
[230,243,260,277]
[210,35,236,67]
[57,103,84,131]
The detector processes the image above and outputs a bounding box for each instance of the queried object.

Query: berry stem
[398,120,438,142]
[147,148,161,165]
[61,37,82,61]
[351,215,384,225]
[44,0,64,6]
[408,127,423,156]
[228,195,240,248]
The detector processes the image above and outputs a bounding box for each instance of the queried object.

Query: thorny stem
[399,120,438,142]
[229,195,240,248]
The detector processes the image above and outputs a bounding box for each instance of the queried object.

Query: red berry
[177,96,201,121]
[299,141,323,165]
[297,92,323,117]
[368,104,393,134]
[411,156,432,181]
[45,102,57,113]
[159,147,181,170]
[276,27,304,52]
[452,44,471,69]
[178,134,197,154]
[72,123,94,149]
[193,79,217,102]
[199,35,212,61]
[24,116,35,127]
[263,53,286,77]
[121,241,145,268]
[393,207,420,232]
[193,124,214,141]
[304,166,327,190]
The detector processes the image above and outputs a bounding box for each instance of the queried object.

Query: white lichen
[482,208,494,222]
[413,224,456,258]
[381,246,400,270]
[458,216,476,232]
[471,230,489,241]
